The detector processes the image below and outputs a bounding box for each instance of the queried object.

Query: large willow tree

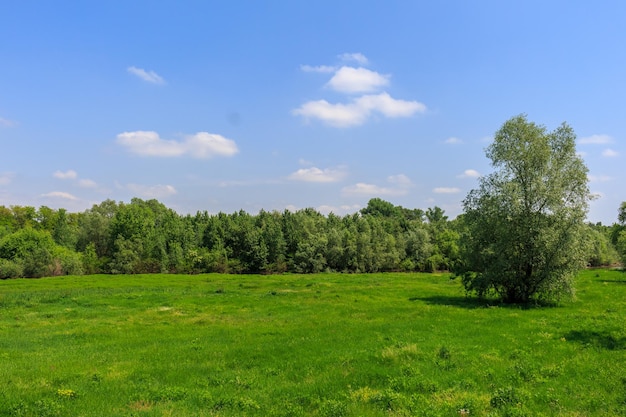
[458,115,591,303]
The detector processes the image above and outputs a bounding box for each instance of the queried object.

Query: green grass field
[1,270,625,416]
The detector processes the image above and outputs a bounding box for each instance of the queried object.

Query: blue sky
[1,1,624,224]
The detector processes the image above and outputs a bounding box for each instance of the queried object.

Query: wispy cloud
[216,179,282,187]
[343,182,407,196]
[53,169,98,189]
[578,134,613,145]
[41,191,78,200]
[326,66,389,94]
[338,52,369,65]
[0,117,16,127]
[445,137,462,144]
[288,166,346,183]
[53,170,78,180]
[457,169,480,178]
[293,92,425,128]
[78,179,98,188]
[588,174,612,182]
[316,204,361,215]
[0,172,14,185]
[300,64,336,73]
[387,174,412,186]
[433,187,461,194]
[124,183,177,199]
[117,131,239,158]
[127,66,165,85]
[342,174,413,197]
[602,148,619,157]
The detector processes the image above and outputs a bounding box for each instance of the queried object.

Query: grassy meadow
[1,270,625,416]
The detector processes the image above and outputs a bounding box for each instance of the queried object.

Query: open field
[1,270,625,416]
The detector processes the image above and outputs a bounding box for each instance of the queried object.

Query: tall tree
[457,115,591,303]
[619,202,626,226]
[615,202,626,266]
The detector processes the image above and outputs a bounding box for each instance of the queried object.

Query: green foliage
[585,224,619,267]
[0,194,621,278]
[617,230,626,267]
[0,228,56,277]
[0,205,16,238]
[52,245,84,275]
[0,228,84,277]
[0,258,23,279]
[458,115,591,303]
[619,201,626,226]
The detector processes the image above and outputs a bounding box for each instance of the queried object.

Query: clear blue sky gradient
[1,1,624,224]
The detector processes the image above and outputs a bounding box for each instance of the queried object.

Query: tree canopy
[457,115,592,303]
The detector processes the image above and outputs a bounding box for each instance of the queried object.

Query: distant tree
[0,228,82,277]
[584,224,619,267]
[617,232,626,268]
[256,210,287,273]
[0,206,15,238]
[616,202,626,267]
[457,115,591,303]
[291,209,328,273]
[11,205,36,229]
[360,198,399,218]
[76,199,119,262]
[619,202,626,226]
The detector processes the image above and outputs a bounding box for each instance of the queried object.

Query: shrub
[0,258,23,279]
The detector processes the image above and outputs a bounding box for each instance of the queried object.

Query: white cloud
[293,99,368,127]
[127,66,165,85]
[588,174,612,182]
[53,170,78,180]
[41,191,78,200]
[300,64,336,73]
[117,131,239,158]
[293,92,425,128]
[0,117,16,127]
[125,183,177,198]
[602,148,619,157]
[579,134,613,145]
[295,56,426,128]
[338,52,369,65]
[445,137,462,144]
[433,187,461,194]
[387,174,412,186]
[0,172,14,185]
[317,204,361,215]
[356,93,424,117]
[326,66,389,93]
[216,179,282,187]
[288,167,346,183]
[53,170,99,189]
[342,175,412,197]
[342,182,409,197]
[457,169,481,178]
[78,179,98,188]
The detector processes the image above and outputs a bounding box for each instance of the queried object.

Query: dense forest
[0,197,623,279]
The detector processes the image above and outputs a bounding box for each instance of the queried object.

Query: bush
[0,258,23,279]
[53,246,84,275]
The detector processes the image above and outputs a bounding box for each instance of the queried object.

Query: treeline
[0,197,622,278]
